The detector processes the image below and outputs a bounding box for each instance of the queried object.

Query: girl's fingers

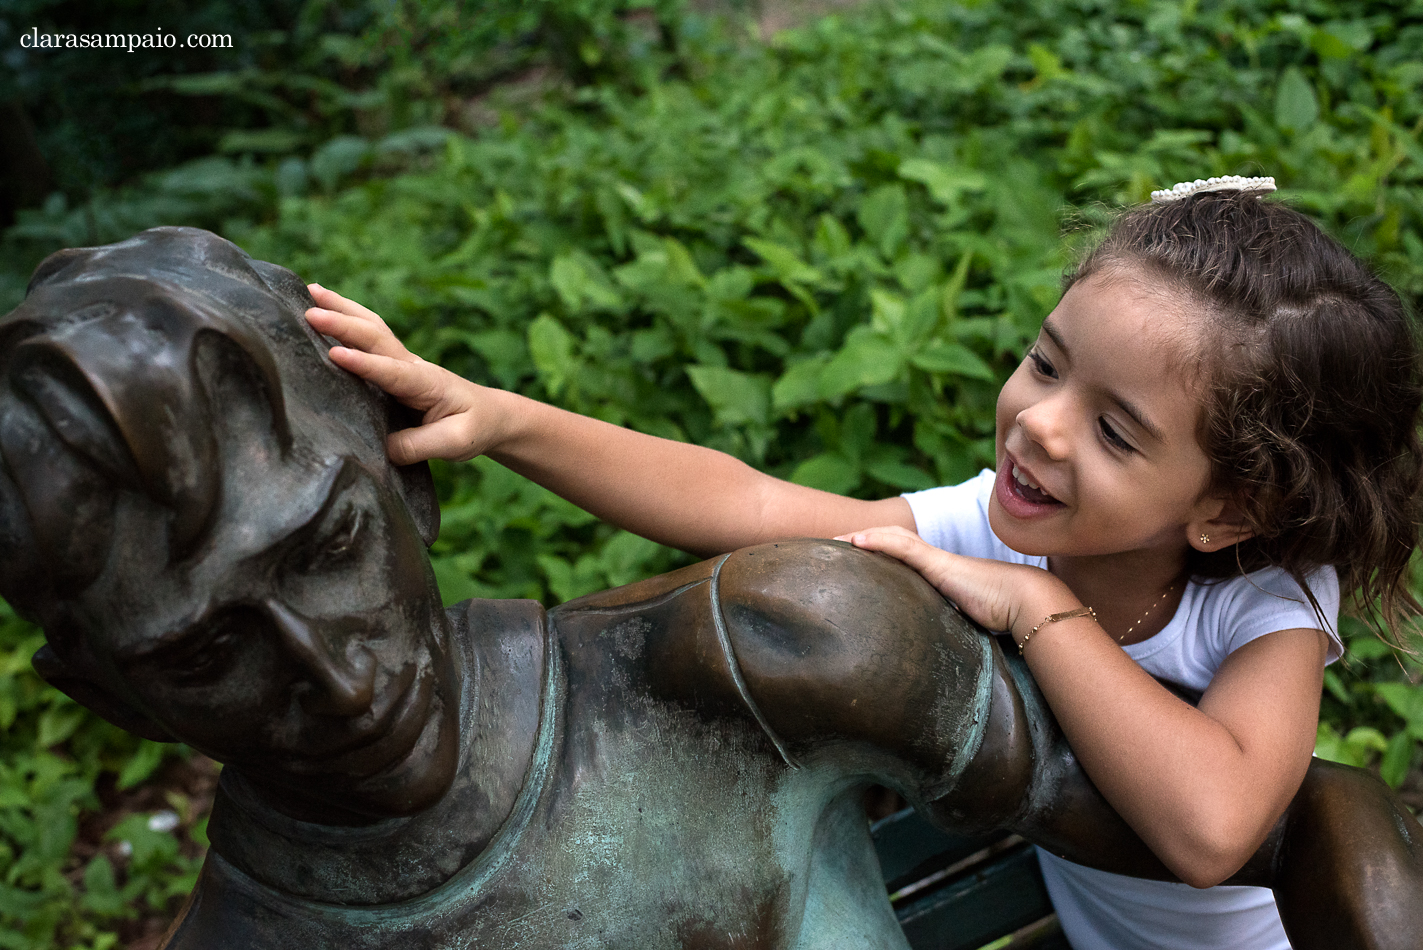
[838,526,964,598]
[307,307,412,361]
[388,414,480,466]
[327,347,442,408]
[839,525,930,562]
[307,284,386,325]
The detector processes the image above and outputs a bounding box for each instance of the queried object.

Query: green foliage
[2,0,1423,941]
[0,0,317,196]
[0,603,198,946]
[1317,614,1423,788]
[0,0,722,303]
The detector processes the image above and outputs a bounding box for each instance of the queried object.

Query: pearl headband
[1150,175,1277,203]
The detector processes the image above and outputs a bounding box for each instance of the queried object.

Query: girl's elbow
[1162,818,1262,888]
[1176,857,1240,890]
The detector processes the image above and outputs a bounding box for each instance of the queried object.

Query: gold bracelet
[1018,606,1097,656]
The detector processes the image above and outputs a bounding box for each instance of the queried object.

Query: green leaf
[527,315,577,398]
[1275,68,1319,133]
[744,238,823,286]
[550,253,623,313]
[309,136,372,191]
[1026,43,1065,82]
[772,355,832,413]
[1347,636,1394,661]
[218,129,305,155]
[1345,726,1390,753]
[813,214,853,260]
[1379,730,1415,789]
[431,556,484,607]
[36,703,86,748]
[910,342,996,381]
[869,288,907,335]
[152,71,249,96]
[898,159,988,207]
[857,185,910,258]
[1375,682,1423,730]
[1315,722,1390,768]
[940,253,974,322]
[1309,22,1372,59]
[1322,668,1349,706]
[818,328,904,398]
[686,365,771,427]
[79,856,127,917]
[662,238,706,289]
[116,741,167,791]
[789,453,860,494]
[864,457,936,491]
[105,813,179,872]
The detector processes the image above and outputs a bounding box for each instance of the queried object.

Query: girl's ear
[1188,496,1255,552]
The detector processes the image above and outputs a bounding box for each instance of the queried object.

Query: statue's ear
[31,644,175,743]
[387,401,439,547]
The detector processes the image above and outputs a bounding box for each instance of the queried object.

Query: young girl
[305,180,1423,949]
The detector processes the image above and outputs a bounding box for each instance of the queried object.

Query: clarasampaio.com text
[19,28,232,52]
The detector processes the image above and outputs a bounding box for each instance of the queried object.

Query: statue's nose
[264,600,375,716]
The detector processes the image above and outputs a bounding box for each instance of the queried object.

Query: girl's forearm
[306,288,914,553]
[1017,610,1325,887]
[484,389,913,557]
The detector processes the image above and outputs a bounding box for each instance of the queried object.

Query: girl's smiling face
[990,267,1235,570]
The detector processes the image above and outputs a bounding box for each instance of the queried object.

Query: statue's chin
[248,690,464,826]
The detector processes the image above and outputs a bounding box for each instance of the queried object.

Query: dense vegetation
[2,0,1422,944]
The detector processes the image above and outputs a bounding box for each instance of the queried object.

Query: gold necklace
[1118,581,1178,643]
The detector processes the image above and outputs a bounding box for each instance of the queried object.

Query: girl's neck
[1048,552,1188,646]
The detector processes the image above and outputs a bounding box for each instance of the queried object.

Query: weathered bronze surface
[0,227,1418,949]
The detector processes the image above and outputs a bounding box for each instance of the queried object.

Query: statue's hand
[305,284,511,465]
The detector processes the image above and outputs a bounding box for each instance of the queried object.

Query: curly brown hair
[1068,191,1423,647]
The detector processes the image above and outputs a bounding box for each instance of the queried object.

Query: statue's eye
[302,505,363,572]
[164,608,259,685]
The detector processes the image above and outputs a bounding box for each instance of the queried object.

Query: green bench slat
[873,808,1064,950]
[897,842,1056,950]
[871,808,1008,891]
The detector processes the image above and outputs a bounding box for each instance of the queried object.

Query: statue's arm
[713,540,1423,950]
[709,539,1063,815]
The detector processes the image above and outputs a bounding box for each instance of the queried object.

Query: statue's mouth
[285,662,433,778]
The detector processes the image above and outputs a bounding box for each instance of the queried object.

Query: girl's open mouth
[1010,464,1058,504]
[995,460,1064,518]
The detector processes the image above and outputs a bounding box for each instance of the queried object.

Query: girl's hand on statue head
[305,284,415,363]
[305,284,500,466]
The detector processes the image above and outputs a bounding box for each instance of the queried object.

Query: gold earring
[1199,533,1211,545]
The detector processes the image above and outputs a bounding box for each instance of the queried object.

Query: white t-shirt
[903,471,1342,950]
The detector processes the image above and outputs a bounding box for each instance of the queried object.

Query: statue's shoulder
[714,538,976,667]
[710,540,994,773]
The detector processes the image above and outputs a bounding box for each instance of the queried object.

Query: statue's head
[0,227,461,822]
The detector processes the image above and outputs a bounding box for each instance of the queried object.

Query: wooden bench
[873,807,1070,950]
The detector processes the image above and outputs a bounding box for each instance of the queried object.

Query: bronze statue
[0,227,1417,949]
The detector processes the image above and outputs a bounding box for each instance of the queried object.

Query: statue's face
[77,438,462,822]
[0,230,456,822]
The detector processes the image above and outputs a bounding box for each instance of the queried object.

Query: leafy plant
[1317,613,1423,788]
[0,602,199,947]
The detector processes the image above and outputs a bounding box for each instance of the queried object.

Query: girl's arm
[305,286,914,557]
[843,526,1327,889]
